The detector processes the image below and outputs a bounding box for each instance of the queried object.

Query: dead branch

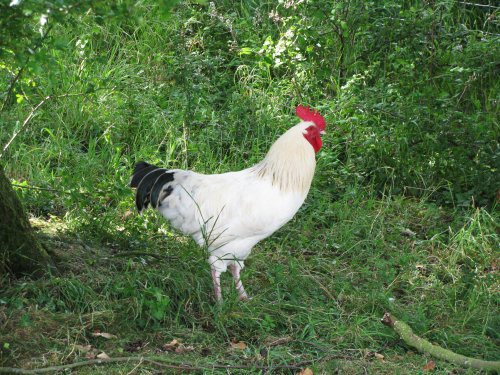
[0,357,201,374]
[0,353,350,374]
[381,313,500,371]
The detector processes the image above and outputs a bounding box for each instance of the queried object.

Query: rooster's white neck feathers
[252,122,316,195]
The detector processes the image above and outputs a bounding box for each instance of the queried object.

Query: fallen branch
[0,353,350,374]
[0,357,199,374]
[381,313,500,371]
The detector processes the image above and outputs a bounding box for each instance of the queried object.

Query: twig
[291,77,304,104]
[1,92,94,160]
[2,65,26,111]
[0,353,347,374]
[0,357,199,374]
[1,0,89,111]
[10,184,61,193]
[110,251,171,261]
[265,336,294,347]
[126,357,144,375]
[381,313,500,371]
[457,1,500,9]
[10,182,95,200]
[0,96,51,159]
[1,25,54,112]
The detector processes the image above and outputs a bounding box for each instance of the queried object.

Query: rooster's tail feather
[131,161,175,212]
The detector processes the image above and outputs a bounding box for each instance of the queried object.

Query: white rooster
[131,105,326,302]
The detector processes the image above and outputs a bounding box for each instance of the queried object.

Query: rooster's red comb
[295,105,325,131]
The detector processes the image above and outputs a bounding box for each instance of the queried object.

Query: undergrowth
[1,199,497,373]
[0,1,498,373]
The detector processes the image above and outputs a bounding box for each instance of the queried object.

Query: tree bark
[0,166,54,277]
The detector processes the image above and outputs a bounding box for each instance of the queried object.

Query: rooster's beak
[320,130,326,136]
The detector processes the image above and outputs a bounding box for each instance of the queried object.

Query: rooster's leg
[229,263,249,301]
[211,268,222,302]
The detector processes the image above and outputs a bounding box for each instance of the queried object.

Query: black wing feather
[135,168,166,212]
[131,161,176,213]
[150,172,175,208]
[130,162,157,188]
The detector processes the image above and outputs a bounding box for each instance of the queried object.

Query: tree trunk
[0,166,54,277]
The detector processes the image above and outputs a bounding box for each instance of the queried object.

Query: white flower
[40,14,48,26]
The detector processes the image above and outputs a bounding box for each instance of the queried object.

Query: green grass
[1,1,499,373]
[1,196,497,373]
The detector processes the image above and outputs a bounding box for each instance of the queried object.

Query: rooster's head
[296,105,326,153]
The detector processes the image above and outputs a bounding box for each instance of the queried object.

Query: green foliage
[0,0,179,109]
[0,0,499,372]
[1,196,498,372]
[2,0,498,205]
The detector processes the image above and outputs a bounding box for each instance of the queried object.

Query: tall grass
[1,1,498,372]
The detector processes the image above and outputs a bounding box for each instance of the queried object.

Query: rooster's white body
[131,108,325,301]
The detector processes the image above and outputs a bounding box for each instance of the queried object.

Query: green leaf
[239,47,253,55]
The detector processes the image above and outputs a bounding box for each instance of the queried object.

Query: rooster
[131,105,326,302]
